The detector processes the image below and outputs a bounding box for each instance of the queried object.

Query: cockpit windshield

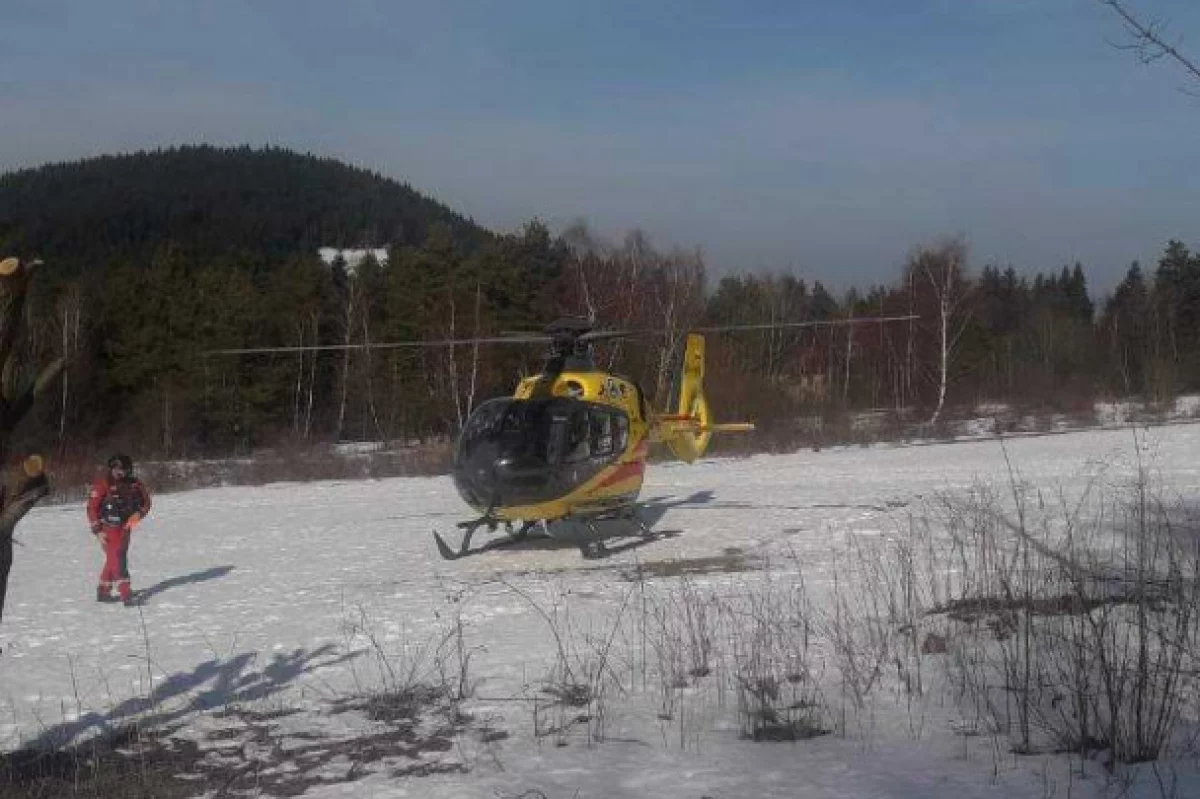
[458,398,592,468]
[453,397,631,510]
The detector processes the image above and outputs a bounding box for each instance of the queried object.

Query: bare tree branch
[1099,0,1200,91]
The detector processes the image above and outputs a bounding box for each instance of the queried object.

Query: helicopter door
[590,411,613,457]
[545,401,589,467]
[613,413,629,453]
[544,407,567,466]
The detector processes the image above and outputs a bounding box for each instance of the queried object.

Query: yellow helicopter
[215,314,915,559]
[441,318,752,559]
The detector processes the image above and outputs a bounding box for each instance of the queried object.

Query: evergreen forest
[1,145,1198,462]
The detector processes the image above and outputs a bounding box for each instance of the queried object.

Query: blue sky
[1,0,1197,291]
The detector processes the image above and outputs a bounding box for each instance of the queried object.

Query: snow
[318,247,389,274]
[3,424,1200,797]
[1173,394,1200,418]
[1090,394,1200,427]
[330,441,387,456]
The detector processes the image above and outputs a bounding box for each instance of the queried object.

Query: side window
[503,402,541,458]
[564,407,591,463]
[546,412,568,465]
[614,413,629,453]
[591,411,613,456]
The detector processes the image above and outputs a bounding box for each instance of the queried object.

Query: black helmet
[107,453,133,472]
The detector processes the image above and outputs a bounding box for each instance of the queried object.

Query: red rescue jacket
[87,473,152,529]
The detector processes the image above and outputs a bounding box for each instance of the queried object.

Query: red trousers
[98,524,132,600]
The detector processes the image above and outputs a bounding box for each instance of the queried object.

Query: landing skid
[560,508,653,559]
[432,508,654,561]
[433,518,540,561]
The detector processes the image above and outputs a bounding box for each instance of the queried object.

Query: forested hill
[0,146,491,269]
[0,145,569,459]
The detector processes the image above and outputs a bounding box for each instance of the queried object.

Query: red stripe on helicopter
[595,459,646,489]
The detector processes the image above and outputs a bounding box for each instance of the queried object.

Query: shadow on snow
[134,564,236,603]
[26,643,358,751]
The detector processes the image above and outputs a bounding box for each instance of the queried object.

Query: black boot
[96,587,116,603]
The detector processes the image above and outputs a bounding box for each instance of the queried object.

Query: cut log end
[22,454,44,479]
[0,258,19,277]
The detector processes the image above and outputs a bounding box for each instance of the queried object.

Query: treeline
[15,221,565,457]
[704,240,1199,428]
[13,228,1200,459]
[2,148,1198,459]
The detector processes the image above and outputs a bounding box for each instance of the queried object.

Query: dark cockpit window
[459,399,631,467]
[470,399,509,432]
[456,398,512,462]
[454,397,634,511]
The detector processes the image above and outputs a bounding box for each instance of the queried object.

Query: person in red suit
[87,454,152,605]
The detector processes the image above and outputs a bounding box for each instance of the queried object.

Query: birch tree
[55,282,83,451]
[333,256,360,442]
[444,280,484,433]
[906,241,973,425]
[652,250,706,406]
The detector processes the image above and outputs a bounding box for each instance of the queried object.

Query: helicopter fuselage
[451,370,650,523]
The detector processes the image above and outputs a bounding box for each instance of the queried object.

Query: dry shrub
[723,570,826,742]
[0,723,208,799]
[631,565,826,745]
[40,440,454,502]
[856,447,1200,766]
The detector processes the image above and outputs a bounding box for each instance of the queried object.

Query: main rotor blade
[688,314,919,334]
[207,334,551,356]
[208,314,919,356]
[579,329,634,343]
[602,314,920,339]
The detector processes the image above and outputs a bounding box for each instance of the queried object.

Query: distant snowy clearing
[3,424,1199,797]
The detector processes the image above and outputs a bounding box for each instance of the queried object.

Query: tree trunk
[58,338,68,446]
[0,256,65,626]
[905,271,915,407]
[292,322,304,436]
[446,292,462,431]
[929,294,949,425]
[304,313,317,440]
[361,307,385,441]
[842,309,854,405]
[161,382,173,456]
[336,285,357,441]
[0,458,51,625]
[466,280,482,421]
[56,284,82,452]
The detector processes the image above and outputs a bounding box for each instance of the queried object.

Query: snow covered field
[3,424,1200,797]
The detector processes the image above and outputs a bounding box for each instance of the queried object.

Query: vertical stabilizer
[664,334,712,463]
